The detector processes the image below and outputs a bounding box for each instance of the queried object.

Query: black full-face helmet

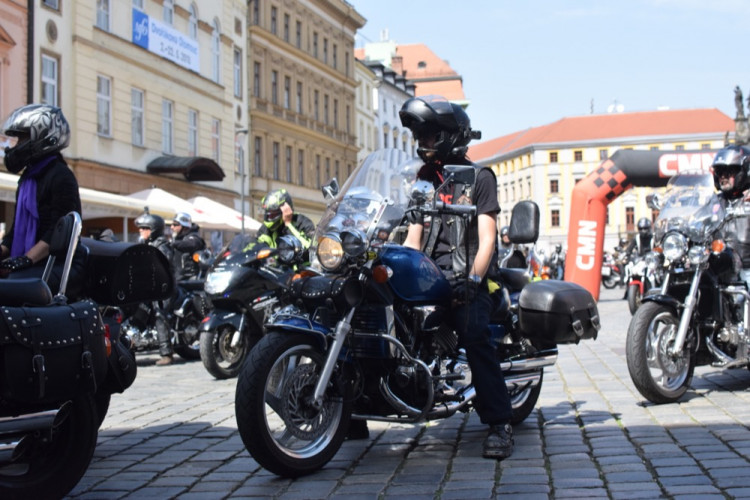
[261,188,293,232]
[2,104,70,173]
[399,95,481,163]
[637,217,652,235]
[135,211,166,242]
[711,145,750,198]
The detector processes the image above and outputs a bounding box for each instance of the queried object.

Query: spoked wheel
[235,333,351,478]
[0,394,99,500]
[200,325,257,379]
[626,302,695,404]
[627,284,642,315]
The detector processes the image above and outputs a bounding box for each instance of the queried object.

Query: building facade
[469,108,735,254]
[247,0,364,222]
[28,0,248,239]
[353,57,377,166]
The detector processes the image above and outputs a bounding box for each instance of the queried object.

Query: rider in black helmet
[400,95,513,460]
[712,145,750,275]
[625,217,653,259]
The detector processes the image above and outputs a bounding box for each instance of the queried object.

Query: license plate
[601,266,611,276]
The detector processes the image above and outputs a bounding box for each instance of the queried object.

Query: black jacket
[171,225,205,281]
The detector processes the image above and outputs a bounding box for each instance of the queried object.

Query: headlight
[317,234,344,271]
[277,234,303,264]
[341,228,367,257]
[662,233,688,262]
[688,246,707,265]
[205,270,233,294]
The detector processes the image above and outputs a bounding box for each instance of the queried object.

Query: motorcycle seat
[0,278,53,306]
[496,268,530,292]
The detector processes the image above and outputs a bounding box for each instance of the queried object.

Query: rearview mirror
[443,165,476,186]
[322,178,339,202]
[646,193,661,211]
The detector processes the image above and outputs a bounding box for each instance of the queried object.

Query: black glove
[405,207,424,225]
[453,278,479,304]
[0,255,33,272]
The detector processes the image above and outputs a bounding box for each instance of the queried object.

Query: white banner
[132,9,199,73]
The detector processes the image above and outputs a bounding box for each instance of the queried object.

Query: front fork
[669,267,703,356]
[312,307,355,406]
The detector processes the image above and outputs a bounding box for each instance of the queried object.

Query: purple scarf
[11,155,56,257]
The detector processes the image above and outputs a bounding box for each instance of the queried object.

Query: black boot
[483,423,513,460]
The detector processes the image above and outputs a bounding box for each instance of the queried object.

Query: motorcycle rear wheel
[509,369,543,424]
[627,284,642,315]
[200,325,259,379]
[602,272,620,289]
[0,394,98,500]
[235,332,351,478]
[626,302,694,404]
[174,316,202,361]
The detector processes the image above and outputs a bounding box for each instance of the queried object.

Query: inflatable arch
[565,149,718,300]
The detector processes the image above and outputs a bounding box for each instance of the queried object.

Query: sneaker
[483,423,513,460]
[155,355,173,366]
[346,419,370,440]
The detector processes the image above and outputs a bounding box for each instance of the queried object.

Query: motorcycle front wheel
[626,302,695,404]
[173,315,202,361]
[235,332,351,478]
[627,284,642,315]
[200,324,258,379]
[0,394,99,500]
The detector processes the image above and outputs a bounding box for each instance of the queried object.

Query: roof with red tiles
[468,108,734,162]
[396,44,465,101]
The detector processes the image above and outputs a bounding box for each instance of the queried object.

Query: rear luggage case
[518,280,600,344]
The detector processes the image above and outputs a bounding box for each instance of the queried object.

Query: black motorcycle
[0,212,172,499]
[200,241,298,379]
[626,172,750,404]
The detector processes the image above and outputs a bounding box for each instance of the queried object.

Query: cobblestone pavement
[68,285,750,499]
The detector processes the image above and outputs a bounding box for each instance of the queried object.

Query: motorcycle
[601,251,625,289]
[200,240,299,379]
[625,250,663,314]
[0,212,172,498]
[234,149,600,477]
[626,171,750,404]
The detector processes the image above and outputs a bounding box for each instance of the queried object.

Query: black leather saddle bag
[0,300,107,404]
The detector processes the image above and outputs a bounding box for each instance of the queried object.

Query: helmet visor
[264,208,282,222]
[714,164,741,178]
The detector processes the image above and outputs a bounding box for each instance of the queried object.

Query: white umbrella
[126,187,198,221]
[188,195,260,232]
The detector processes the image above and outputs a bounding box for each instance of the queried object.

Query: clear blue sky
[353,0,750,143]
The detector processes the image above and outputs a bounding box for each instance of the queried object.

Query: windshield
[313,148,421,250]
[653,173,724,242]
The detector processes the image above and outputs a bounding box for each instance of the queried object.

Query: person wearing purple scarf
[0,104,82,292]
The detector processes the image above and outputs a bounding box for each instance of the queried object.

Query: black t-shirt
[421,164,500,268]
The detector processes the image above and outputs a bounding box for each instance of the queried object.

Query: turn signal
[257,249,272,259]
[372,265,392,284]
[104,325,112,357]
[712,239,725,253]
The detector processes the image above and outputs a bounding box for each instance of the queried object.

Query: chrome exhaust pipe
[499,349,558,372]
[0,406,67,465]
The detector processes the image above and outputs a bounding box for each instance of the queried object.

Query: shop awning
[146,156,225,181]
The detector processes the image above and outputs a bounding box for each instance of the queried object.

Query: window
[132,0,144,10]
[314,90,319,121]
[233,48,242,98]
[270,7,277,35]
[284,76,290,109]
[333,99,338,129]
[324,94,329,125]
[313,32,318,57]
[323,38,328,64]
[346,105,350,134]
[131,88,144,146]
[316,155,321,188]
[41,54,58,106]
[333,44,337,69]
[188,4,198,39]
[550,179,558,193]
[325,158,330,183]
[283,14,290,42]
[650,146,659,151]
[96,0,110,31]
[211,20,221,83]
[211,118,220,163]
[701,143,711,150]
[187,109,198,156]
[297,149,304,185]
[335,160,339,181]
[296,82,302,114]
[254,136,262,176]
[345,51,349,77]
[551,209,560,227]
[271,70,278,105]
[285,146,292,181]
[161,99,173,153]
[599,149,608,160]
[253,62,261,97]
[625,207,635,231]
[549,151,558,163]
[163,0,174,25]
[43,0,59,10]
[252,0,260,25]
[296,21,302,48]
[272,142,280,180]
[97,75,111,136]
[675,144,685,151]
[574,150,583,162]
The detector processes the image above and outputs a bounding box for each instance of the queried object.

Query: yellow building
[247,0,364,222]
[29,0,248,240]
[469,108,735,253]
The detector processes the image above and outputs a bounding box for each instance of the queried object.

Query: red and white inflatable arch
[565,149,718,300]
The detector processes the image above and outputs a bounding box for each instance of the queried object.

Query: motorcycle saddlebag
[82,239,174,306]
[0,300,108,404]
[518,280,600,344]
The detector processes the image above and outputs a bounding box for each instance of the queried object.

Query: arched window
[212,19,221,83]
[188,4,198,39]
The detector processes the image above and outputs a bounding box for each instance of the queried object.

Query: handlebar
[425,202,477,218]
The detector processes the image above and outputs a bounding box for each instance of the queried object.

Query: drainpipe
[27,1,34,103]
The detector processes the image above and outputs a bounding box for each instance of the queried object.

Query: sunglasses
[171,222,182,227]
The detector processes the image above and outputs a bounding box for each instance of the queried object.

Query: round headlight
[662,233,688,262]
[317,235,344,271]
[341,228,367,257]
[688,246,707,265]
[205,270,233,295]
[277,234,303,264]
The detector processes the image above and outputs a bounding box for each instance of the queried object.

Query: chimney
[391,55,403,75]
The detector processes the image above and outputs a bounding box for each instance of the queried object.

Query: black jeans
[451,287,513,426]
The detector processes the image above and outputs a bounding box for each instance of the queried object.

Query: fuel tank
[379,244,452,302]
